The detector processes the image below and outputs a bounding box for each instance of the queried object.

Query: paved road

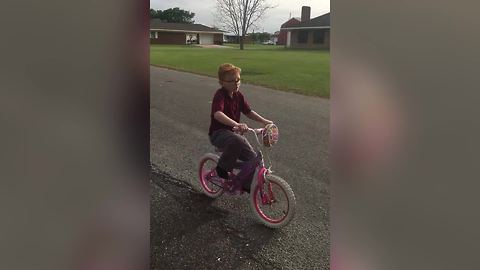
[150,66,330,269]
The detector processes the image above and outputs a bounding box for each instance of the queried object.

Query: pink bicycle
[198,124,296,228]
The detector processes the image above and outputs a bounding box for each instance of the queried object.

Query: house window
[314,30,325,44]
[298,30,308,43]
[186,34,198,44]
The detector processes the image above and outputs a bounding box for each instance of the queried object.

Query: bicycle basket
[262,124,279,147]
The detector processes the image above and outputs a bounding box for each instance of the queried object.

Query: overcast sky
[150,0,330,33]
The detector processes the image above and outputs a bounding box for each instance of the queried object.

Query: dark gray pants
[209,129,256,172]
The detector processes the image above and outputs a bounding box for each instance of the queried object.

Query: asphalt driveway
[150,66,330,269]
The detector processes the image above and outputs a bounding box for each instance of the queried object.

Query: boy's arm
[213,111,239,127]
[246,110,273,126]
[214,111,249,133]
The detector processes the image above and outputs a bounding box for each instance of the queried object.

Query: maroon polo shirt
[209,87,252,135]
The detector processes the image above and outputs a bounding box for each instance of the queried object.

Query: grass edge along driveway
[150,44,330,98]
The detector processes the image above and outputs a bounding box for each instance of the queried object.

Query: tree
[150,9,162,19]
[150,8,155,18]
[149,7,195,24]
[215,0,275,50]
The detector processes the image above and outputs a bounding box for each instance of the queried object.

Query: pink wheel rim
[253,181,289,224]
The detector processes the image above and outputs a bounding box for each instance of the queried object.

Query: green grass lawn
[150,44,330,98]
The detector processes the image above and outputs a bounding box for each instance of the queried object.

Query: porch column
[286,31,291,48]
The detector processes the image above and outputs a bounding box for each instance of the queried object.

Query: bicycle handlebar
[232,126,264,135]
[248,127,264,135]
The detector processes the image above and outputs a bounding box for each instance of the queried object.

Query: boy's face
[220,72,241,94]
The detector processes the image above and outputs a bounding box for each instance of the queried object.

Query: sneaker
[215,166,229,179]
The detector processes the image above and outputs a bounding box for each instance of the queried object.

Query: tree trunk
[240,35,245,50]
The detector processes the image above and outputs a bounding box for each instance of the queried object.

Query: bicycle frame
[229,128,276,203]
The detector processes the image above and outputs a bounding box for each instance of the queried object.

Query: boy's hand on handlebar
[233,123,249,134]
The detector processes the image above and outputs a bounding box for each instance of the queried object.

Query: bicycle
[198,124,296,228]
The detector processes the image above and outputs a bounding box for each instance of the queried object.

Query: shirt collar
[221,87,237,99]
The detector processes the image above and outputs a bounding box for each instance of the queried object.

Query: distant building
[280,7,330,49]
[150,19,224,45]
[272,31,280,44]
[223,33,254,44]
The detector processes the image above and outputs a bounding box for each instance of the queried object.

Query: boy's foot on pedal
[215,166,247,194]
[215,166,229,179]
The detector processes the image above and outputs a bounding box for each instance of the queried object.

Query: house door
[199,34,214,45]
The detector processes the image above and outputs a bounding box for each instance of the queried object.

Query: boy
[208,63,273,191]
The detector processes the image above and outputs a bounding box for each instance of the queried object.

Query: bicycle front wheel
[250,174,296,228]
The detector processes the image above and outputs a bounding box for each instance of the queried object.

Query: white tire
[198,153,224,198]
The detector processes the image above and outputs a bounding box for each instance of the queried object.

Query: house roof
[281,12,330,30]
[281,17,301,27]
[150,19,225,34]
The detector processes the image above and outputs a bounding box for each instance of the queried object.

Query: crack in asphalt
[150,163,196,192]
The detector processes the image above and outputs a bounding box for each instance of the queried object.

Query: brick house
[150,19,224,45]
[276,17,300,45]
[281,7,330,49]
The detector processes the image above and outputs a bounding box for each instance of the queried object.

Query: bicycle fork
[256,167,276,205]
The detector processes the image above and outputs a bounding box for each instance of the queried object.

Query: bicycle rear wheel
[198,153,224,198]
[250,174,296,228]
